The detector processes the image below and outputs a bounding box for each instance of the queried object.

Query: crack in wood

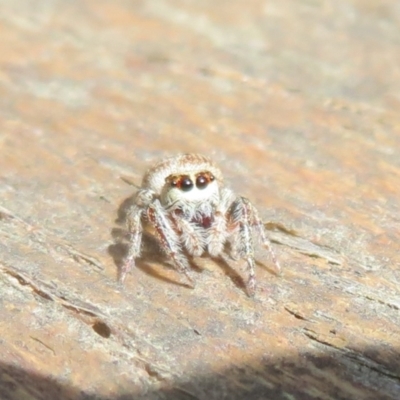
[0,265,55,301]
[283,305,310,321]
[0,262,113,338]
[0,204,105,270]
[61,244,104,271]
[0,261,179,382]
[267,228,343,265]
[303,328,400,382]
[330,278,400,311]
[29,336,56,356]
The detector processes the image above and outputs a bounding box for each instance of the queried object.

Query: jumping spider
[121,153,280,296]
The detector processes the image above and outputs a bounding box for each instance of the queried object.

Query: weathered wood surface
[1,1,400,399]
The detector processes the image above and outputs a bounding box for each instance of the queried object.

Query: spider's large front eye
[196,175,208,189]
[180,176,193,191]
[196,172,214,189]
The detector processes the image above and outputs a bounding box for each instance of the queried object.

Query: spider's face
[161,171,219,208]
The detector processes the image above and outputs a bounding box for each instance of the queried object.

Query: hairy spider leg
[120,205,143,282]
[231,196,258,296]
[148,200,195,286]
[250,203,282,275]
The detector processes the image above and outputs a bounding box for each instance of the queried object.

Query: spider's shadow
[210,255,248,293]
[108,194,250,292]
[213,250,281,295]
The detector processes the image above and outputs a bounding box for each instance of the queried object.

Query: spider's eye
[180,177,193,191]
[196,172,214,189]
[196,175,208,189]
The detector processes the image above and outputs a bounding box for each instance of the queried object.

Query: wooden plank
[0,0,399,399]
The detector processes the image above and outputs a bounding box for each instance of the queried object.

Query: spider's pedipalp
[147,199,195,286]
[207,210,227,256]
[173,216,206,257]
[207,188,236,256]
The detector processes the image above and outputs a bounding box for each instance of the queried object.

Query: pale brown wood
[0,1,400,399]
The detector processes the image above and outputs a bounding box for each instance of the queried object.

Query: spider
[120,153,280,296]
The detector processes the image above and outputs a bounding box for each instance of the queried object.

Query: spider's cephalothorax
[121,153,280,296]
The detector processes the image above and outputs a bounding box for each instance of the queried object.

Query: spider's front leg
[251,203,281,275]
[120,204,143,283]
[147,199,195,286]
[230,196,281,295]
[229,197,258,296]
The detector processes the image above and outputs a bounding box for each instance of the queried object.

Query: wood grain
[0,1,399,399]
